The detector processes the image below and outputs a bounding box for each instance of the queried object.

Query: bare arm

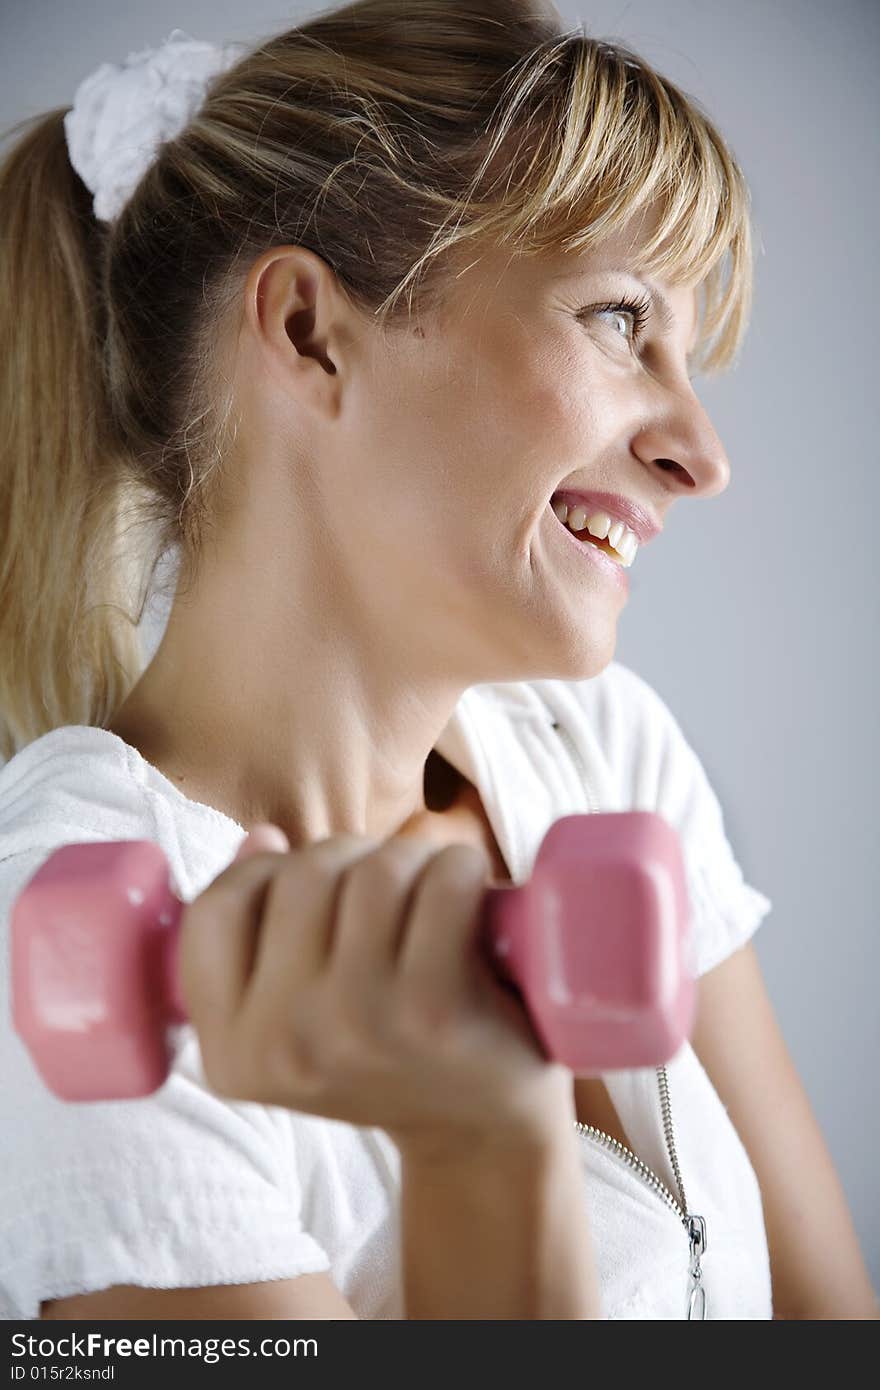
[691,942,879,1320]
[397,1121,600,1319]
[43,1124,598,1321]
[41,1272,358,1320]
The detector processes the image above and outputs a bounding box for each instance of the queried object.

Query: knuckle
[346,841,422,892]
[270,838,380,899]
[310,833,381,867]
[260,855,305,905]
[264,993,382,1094]
[260,853,331,920]
[271,1034,324,1097]
[217,851,278,892]
[211,1003,325,1102]
[256,1021,324,1099]
[436,842,490,878]
[189,872,251,927]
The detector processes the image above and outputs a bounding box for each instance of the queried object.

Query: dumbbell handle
[150,879,527,1027]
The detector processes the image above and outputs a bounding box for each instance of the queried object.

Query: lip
[550,489,662,545]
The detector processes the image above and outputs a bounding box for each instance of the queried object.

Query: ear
[242,245,347,420]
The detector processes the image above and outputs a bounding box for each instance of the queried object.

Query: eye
[580,292,653,349]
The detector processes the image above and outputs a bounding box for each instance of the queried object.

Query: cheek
[503,377,601,490]
[355,315,603,532]
[480,318,606,477]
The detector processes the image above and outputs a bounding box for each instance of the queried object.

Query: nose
[631,380,731,499]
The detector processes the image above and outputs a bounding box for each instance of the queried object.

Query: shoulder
[0,725,151,859]
[0,725,244,904]
[530,660,728,835]
[523,662,773,979]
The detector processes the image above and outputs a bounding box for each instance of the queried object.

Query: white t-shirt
[0,661,775,1319]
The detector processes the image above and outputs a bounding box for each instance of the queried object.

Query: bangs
[383,30,753,377]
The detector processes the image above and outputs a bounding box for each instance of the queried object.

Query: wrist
[389,1102,576,1169]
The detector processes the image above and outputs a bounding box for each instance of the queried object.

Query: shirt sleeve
[612,665,774,977]
[0,847,332,1321]
[561,663,774,979]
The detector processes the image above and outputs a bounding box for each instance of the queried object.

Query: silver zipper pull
[686,1214,708,1320]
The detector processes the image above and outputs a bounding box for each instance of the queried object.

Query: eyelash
[581,291,653,348]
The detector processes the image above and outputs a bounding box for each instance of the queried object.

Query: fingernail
[234,823,290,860]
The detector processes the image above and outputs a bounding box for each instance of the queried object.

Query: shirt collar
[435,683,592,884]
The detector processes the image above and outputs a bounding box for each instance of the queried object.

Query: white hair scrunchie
[63,28,248,224]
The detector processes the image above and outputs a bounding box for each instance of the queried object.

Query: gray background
[2,0,878,1290]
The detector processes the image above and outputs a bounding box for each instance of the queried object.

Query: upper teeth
[551,498,640,568]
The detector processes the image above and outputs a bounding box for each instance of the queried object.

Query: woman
[0,1,876,1319]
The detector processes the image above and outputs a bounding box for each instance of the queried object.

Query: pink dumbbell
[10,812,695,1102]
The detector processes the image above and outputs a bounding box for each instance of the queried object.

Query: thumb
[233,822,290,863]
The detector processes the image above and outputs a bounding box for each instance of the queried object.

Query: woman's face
[242,210,731,691]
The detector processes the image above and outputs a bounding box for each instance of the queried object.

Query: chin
[540,646,617,684]
[485,621,618,686]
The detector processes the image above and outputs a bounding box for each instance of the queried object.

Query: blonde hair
[0,0,754,761]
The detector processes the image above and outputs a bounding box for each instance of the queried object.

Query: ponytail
[0,108,152,763]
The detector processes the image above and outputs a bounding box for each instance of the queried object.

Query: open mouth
[549,495,626,564]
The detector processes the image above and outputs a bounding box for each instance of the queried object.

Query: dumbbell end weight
[11,840,186,1102]
[479,812,696,1073]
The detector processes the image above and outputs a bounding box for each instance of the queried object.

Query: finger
[234,823,291,860]
[395,843,491,996]
[242,834,383,1015]
[330,836,441,984]
[181,832,382,1061]
[180,824,340,1031]
[178,839,293,1029]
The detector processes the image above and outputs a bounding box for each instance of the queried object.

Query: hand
[177,823,573,1151]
